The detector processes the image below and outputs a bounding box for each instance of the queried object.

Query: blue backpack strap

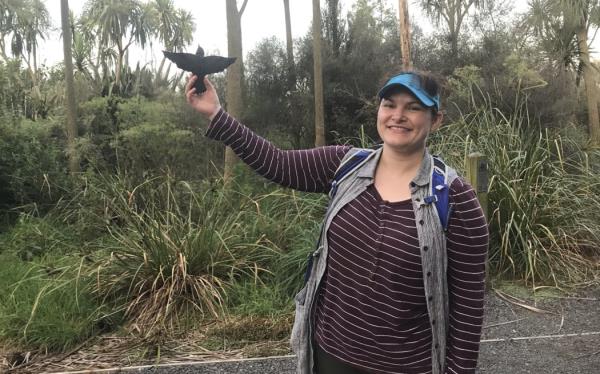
[304,148,374,284]
[424,155,452,231]
[329,148,374,199]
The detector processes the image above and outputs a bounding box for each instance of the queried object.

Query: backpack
[303,148,453,283]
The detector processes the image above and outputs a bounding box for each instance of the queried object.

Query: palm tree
[527,0,600,145]
[61,0,79,173]
[153,0,194,81]
[0,0,49,119]
[0,0,49,76]
[419,0,486,59]
[21,0,50,79]
[82,0,154,93]
[0,0,20,60]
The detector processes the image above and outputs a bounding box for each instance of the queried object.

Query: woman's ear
[431,111,444,131]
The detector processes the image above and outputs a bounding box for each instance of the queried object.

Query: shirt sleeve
[205,109,352,193]
[444,177,489,374]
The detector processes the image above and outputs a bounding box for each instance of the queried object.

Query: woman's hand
[185,75,221,121]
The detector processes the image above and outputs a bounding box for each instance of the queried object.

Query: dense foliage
[1,0,599,365]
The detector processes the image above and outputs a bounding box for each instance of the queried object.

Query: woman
[185,71,488,374]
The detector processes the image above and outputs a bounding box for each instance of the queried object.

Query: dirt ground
[1,282,599,374]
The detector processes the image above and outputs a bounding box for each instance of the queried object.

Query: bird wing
[162,51,201,72]
[200,56,237,75]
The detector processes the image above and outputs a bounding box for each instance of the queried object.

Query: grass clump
[226,281,294,317]
[90,174,279,337]
[0,251,111,353]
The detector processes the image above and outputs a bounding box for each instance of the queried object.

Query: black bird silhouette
[163,46,236,93]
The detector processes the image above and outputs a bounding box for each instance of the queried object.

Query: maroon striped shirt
[206,109,488,374]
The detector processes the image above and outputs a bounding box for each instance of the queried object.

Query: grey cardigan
[290,147,458,374]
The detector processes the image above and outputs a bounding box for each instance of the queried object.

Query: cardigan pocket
[290,285,308,353]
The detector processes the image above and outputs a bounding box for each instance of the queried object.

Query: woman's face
[376,89,443,155]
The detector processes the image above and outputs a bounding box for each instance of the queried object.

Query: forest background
[1,0,600,369]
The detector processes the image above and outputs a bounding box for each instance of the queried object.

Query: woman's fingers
[185,74,197,93]
[204,77,214,91]
[185,75,198,103]
[186,87,196,103]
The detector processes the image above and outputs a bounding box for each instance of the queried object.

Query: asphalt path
[25,286,600,374]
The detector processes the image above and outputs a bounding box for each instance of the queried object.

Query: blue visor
[377,73,440,111]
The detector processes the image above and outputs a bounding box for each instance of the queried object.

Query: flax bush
[430,96,600,287]
[89,174,284,337]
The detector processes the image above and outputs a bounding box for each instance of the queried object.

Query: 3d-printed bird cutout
[163,46,236,93]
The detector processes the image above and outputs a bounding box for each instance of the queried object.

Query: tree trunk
[326,0,341,56]
[398,0,412,70]
[313,0,325,147]
[283,0,295,91]
[225,0,245,182]
[115,42,124,93]
[61,0,79,173]
[576,28,600,145]
[0,38,7,60]
[33,42,37,75]
[448,10,458,59]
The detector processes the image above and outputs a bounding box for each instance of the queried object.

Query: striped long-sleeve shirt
[206,109,489,374]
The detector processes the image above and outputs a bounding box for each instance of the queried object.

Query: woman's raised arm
[186,75,351,193]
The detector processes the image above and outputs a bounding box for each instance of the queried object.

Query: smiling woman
[185,70,489,374]
[373,72,444,202]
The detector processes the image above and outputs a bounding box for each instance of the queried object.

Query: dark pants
[314,343,368,374]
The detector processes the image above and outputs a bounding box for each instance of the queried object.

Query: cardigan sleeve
[444,177,489,374]
[205,109,351,193]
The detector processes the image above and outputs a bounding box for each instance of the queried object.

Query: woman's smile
[385,124,412,132]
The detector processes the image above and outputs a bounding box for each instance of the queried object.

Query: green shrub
[77,95,220,180]
[0,118,70,213]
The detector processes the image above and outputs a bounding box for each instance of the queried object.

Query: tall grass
[0,250,110,352]
[431,95,600,287]
[0,169,326,352]
[85,174,275,336]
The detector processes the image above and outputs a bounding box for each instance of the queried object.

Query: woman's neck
[378,145,426,176]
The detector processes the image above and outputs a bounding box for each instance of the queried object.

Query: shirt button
[427,271,432,277]
[431,319,436,325]
[428,296,433,301]
[419,219,424,225]
[423,246,429,251]
[434,343,439,349]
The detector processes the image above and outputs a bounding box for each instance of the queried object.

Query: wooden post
[398,0,412,70]
[313,0,325,146]
[466,152,488,219]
